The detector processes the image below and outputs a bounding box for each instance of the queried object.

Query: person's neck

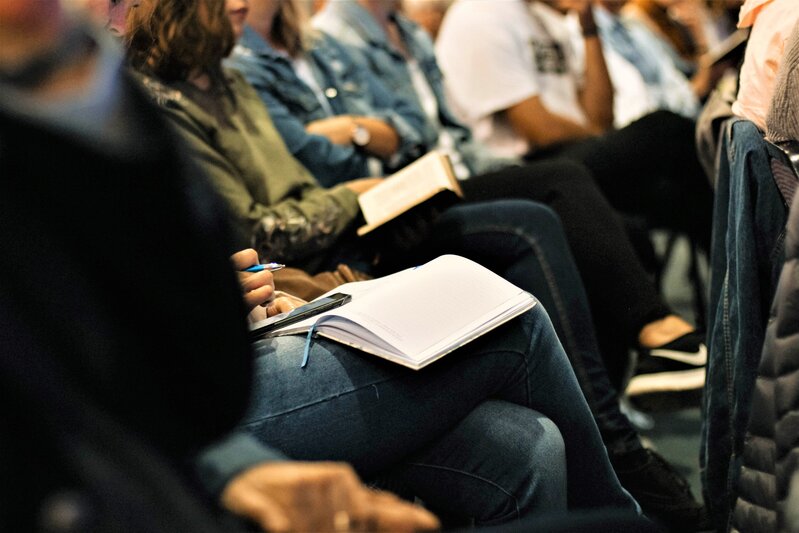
[356,0,410,58]
[250,12,284,53]
[358,0,392,32]
[188,69,212,91]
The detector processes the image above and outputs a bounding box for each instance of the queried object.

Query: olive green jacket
[136,69,361,266]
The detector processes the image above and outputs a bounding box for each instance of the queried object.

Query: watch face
[353,125,371,147]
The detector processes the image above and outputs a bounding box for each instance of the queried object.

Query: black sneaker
[627,332,706,397]
[611,448,712,531]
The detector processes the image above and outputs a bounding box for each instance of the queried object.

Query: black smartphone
[249,292,352,339]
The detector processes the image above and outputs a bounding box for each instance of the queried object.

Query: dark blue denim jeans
[702,118,789,530]
[242,304,638,525]
[424,200,642,457]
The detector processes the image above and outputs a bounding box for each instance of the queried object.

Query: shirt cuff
[194,431,288,496]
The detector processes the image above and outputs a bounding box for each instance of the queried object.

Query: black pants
[531,110,714,251]
[460,158,672,387]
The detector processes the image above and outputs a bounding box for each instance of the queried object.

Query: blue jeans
[424,200,642,457]
[241,305,638,525]
[702,118,789,530]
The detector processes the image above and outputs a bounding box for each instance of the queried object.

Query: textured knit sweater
[765,22,799,144]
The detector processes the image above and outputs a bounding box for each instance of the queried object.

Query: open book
[357,150,464,236]
[262,255,536,370]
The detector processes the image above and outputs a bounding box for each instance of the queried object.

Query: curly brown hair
[125,0,234,83]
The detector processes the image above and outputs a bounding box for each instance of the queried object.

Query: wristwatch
[351,122,371,148]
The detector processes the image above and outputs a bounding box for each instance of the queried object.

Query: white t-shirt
[436,0,586,158]
[406,58,471,179]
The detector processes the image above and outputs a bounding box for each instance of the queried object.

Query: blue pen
[243,262,285,273]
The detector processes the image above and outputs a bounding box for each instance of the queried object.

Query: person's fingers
[230,248,259,270]
[269,296,300,315]
[351,488,440,532]
[222,483,292,533]
[244,284,274,310]
[239,269,274,291]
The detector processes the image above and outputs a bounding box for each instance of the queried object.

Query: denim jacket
[226,26,429,187]
[313,0,516,176]
[702,118,789,530]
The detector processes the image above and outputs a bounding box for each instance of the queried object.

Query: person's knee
[468,401,567,524]
[489,200,565,239]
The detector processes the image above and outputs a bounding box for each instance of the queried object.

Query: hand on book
[345,177,383,195]
[222,461,440,533]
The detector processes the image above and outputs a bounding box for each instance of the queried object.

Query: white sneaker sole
[626,368,706,396]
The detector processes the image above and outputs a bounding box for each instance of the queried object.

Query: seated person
[580,0,734,128]
[115,0,643,524]
[622,0,717,75]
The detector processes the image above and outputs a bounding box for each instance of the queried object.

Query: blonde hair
[272,0,317,57]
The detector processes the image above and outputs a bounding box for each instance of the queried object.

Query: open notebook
[263,255,536,370]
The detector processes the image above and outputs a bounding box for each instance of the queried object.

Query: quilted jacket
[732,189,799,532]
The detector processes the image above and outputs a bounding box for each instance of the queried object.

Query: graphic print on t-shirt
[531,40,567,74]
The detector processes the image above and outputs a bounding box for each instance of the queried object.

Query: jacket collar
[324,1,400,56]
[237,25,287,61]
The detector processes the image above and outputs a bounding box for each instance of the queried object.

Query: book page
[357,151,462,227]
[316,255,531,357]
[267,255,535,367]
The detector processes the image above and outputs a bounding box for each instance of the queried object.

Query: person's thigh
[387,400,567,525]
[547,111,713,245]
[240,307,543,478]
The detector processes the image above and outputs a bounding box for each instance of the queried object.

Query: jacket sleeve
[194,432,289,497]
[163,107,361,263]
[326,35,431,170]
[242,65,374,187]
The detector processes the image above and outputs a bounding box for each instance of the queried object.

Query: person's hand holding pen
[230,249,307,322]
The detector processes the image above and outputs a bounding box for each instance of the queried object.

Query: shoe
[626,331,706,397]
[611,448,713,531]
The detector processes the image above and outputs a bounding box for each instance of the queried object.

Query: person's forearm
[352,116,399,159]
[305,115,399,159]
[506,96,599,151]
[579,35,614,131]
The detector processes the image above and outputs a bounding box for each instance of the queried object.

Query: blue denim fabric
[417,200,643,457]
[242,303,638,523]
[312,0,507,176]
[225,27,429,186]
[702,118,789,530]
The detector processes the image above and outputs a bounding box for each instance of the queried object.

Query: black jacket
[0,74,254,532]
[733,188,799,532]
